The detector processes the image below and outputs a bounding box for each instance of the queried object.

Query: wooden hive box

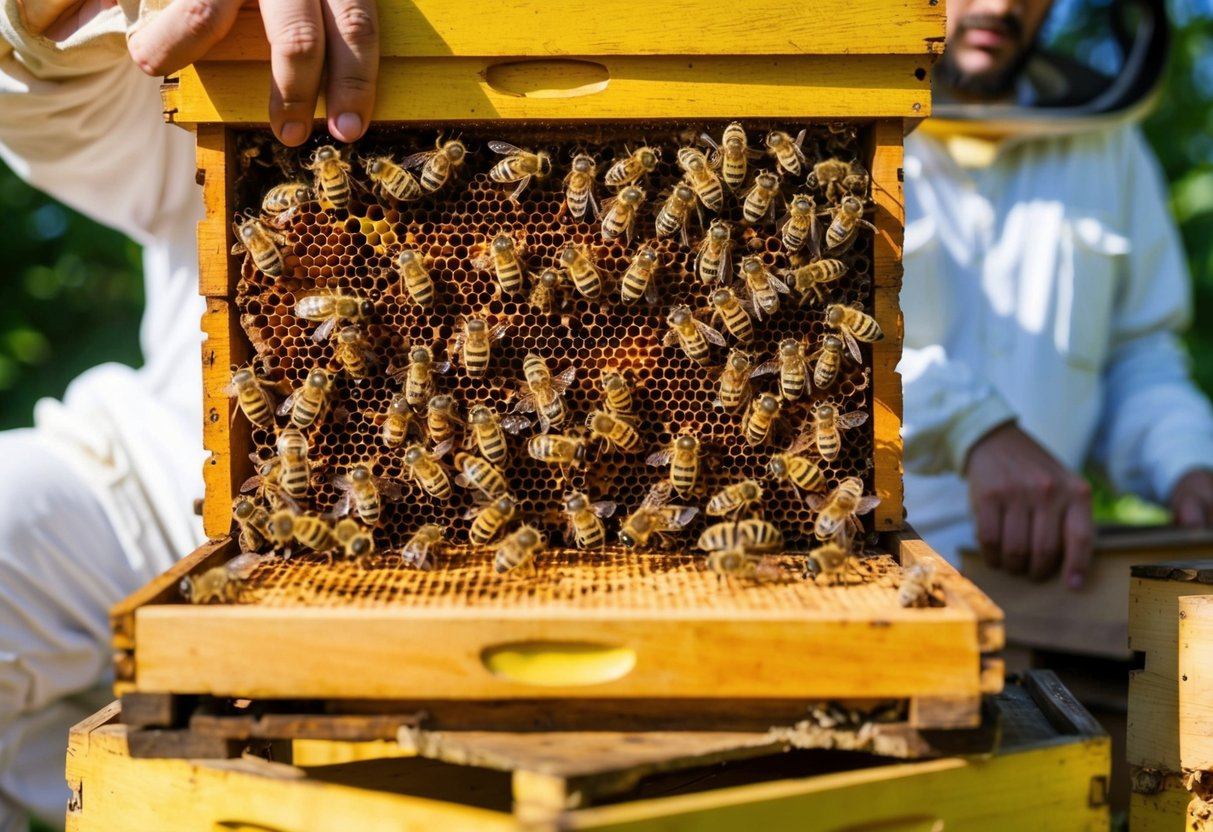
[67,671,1108,832]
[112,0,1005,730]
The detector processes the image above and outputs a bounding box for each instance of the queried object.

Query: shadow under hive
[232,121,876,569]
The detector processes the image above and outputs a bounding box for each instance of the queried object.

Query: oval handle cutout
[483,60,609,99]
[481,641,636,686]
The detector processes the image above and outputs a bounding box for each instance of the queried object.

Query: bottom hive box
[110,530,1003,732]
[66,670,1108,832]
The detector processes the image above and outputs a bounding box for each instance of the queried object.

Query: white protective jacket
[901,125,1213,563]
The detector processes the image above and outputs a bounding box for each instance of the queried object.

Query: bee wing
[277,389,299,416]
[488,140,523,156]
[312,317,337,343]
[377,478,405,501]
[592,501,618,519]
[693,319,727,347]
[239,475,264,494]
[325,491,354,519]
[769,273,791,294]
[787,429,816,456]
[226,552,270,579]
[751,357,781,377]
[431,437,455,458]
[230,241,247,255]
[662,328,680,346]
[585,188,600,221]
[805,493,827,511]
[645,446,674,467]
[837,411,870,431]
[454,472,472,489]
[666,505,700,530]
[642,478,674,509]
[644,278,660,306]
[551,365,577,394]
[401,149,437,170]
[433,359,452,375]
[512,392,539,415]
[856,495,882,516]
[490,322,512,342]
[500,414,532,434]
[839,327,863,363]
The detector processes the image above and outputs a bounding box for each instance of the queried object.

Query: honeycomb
[229,121,880,572]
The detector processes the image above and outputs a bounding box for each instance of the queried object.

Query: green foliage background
[0,3,1210,526]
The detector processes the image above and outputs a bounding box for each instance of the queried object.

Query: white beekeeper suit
[0,3,205,828]
[901,121,1213,564]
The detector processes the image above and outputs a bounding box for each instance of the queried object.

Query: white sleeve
[1090,127,1213,501]
[0,0,198,245]
[900,343,1017,475]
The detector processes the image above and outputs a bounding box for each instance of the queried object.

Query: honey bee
[450,315,510,379]
[779,193,820,255]
[304,145,353,210]
[400,523,446,571]
[807,476,880,546]
[706,479,763,519]
[295,292,375,342]
[787,258,847,306]
[823,195,877,252]
[332,464,403,527]
[768,434,828,502]
[742,392,783,446]
[808,158,870,204]
[488,141,552,202]
[270,426,312,500]
[807,542,853,586]
[180,552,268,604]
[599,370,635,419]
[465,494,518,546]
[391,344,450,409]
[709,287,754,343]
[514,353,576,433]
[809,400,869,462]
[494,524,547,575]
[476,233,529,297]
[426,394,463,448]
[763,129,807,176]
[231,214,288,278]
[742,170,781,226]
[618,480,699,548]
[467,405,529,467]
[825,303,884,362]
[693,219,734,285]
[738,255,791,320]
[403,136,468,194]
[586,409,642,453]
[291,510,337,554]
[333,517,376,564]
[454,452,511,500]
[563,491,617,549]
[663,305,726,365]
[676,146,724,212]
[528,268,567,313]
[810,333,848,390]
[558,244,604,300]
[261,181,313,224]
[561,152,599,220]
[698,518,784,554]
[653,183,696,246]
[701,122,754,192]
[645,432,701,498]
[898,562,943,608]
[704,547,764,580]
[262,504,297,551]
[527,433,589,471]
[332,325,376,379]
[620,246,661,306]
[752,338,809,402]
[401,440,454,501]
[224,366,278,429]
[278,367,335,429]
[363,155,424,202]
[392,248,435,308]
[600,185,646,246]
[377,393,421,449]
[715,348,755,413]
[232,498,271,552]
[604,145,660,188]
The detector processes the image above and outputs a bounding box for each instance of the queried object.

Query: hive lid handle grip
[483,60,610,99]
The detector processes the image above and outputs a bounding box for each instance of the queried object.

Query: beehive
[111,1,1004,722]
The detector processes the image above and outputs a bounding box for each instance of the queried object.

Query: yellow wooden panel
[133,606,979,700]
[201,298,249,539]
[566,741,1110,831]
[195,1,944,61]
[1129,669,1181,771]
[1178,594,1213,772]
[1130,779,1196,832]
[165,55,932,126]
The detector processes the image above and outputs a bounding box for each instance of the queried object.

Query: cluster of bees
[185,121,934,606]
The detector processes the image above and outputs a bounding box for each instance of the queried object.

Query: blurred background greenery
[0,0,1210,527]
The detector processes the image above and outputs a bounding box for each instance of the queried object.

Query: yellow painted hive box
[112,0,1005,725]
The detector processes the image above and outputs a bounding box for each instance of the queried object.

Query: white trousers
[0,429,165,831]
